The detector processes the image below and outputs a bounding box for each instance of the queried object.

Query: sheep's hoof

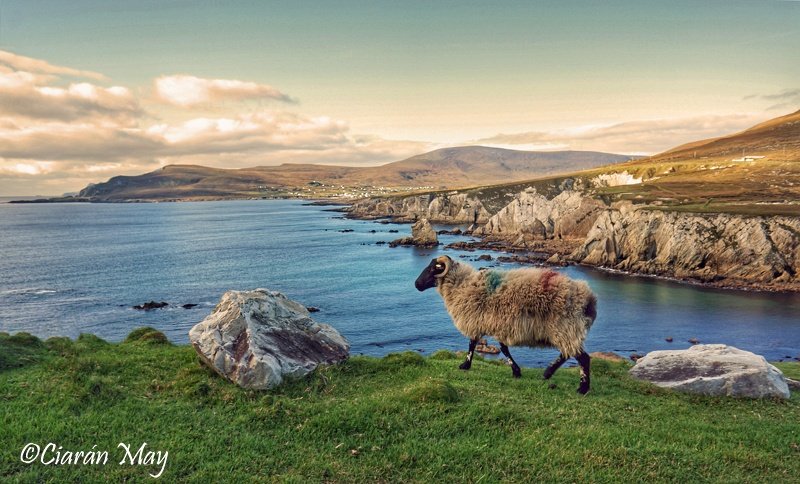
[458,360,472,370]
[511,366,522,378]
[542,371,554,380]
[577,385,590,395]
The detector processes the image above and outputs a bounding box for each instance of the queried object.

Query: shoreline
[7,195,800,293]
[344,210,800,294]
[7,195,326,204]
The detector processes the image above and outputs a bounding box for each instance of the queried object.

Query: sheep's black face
[415,258,447,291]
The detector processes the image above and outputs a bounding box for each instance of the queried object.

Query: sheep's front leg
[575,351,591,395]
[459,338,479,370]
[499,343,522,378]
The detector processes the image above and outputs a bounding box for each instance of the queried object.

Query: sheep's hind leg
[499,343,522,378]
[459,338,478,370]
[575,351,591,395]
[543,354,567,380]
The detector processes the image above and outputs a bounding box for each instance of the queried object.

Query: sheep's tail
[584,293,598,324]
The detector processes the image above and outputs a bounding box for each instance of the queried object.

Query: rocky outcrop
[188,289,349,390]
[475,189,604,241]
[348,192,491,224]
[389,218,439,247]
[348,185,800,291]
[629,345,791,399]
[411,218,438,245]
[570,204,800,288]
[133,301,169,310]
[589,351,626,363]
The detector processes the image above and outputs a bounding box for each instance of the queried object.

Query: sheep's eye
[435,264,443,270]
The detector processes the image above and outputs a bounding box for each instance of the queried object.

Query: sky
[0,0,798,195]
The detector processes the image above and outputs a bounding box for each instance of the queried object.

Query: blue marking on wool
[485,270,504,295]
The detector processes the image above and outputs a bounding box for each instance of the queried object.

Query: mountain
[77,164,361,201]
[76,147,633,201]
[345,147,633,187]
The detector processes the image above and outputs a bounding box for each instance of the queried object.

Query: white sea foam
[0,288,57,296]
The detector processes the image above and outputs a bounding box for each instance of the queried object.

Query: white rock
[592,170,643,187]
[629,344,790,399]
[189,289,349,390]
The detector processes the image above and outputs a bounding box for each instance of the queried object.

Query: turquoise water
[1,199,798,366]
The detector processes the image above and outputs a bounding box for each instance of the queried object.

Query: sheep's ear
[434,256,451,277]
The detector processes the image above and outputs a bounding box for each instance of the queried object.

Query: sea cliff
[347,187,800,292]
[571,206,800,291]
[348,192,491,224]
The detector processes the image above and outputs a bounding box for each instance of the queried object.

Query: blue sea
[1,198,799,366]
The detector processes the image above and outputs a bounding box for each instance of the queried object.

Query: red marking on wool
[540,270,560,293]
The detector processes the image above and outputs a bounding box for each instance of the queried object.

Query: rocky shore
[346,186,800,292]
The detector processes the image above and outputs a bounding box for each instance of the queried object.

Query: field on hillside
[1,331,798,482]
[592,158,800,217]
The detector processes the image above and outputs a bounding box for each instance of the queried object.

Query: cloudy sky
[0,0,798,195]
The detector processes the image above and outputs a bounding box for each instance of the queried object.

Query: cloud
[0,123,162,161]
[476,114,768,155]
[0,50,106,81]
[0,160,55,176]
[0,50,432,195]
[743,88,800,111]
[0,110,425,162]
[0,109,429,196]
[760,88,800,100]
[0,53,142,123]
[0,75,142,122]
[155,75,294,107]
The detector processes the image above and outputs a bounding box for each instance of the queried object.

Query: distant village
[254,181,435,199]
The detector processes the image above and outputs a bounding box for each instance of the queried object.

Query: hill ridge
[77,146,633,200]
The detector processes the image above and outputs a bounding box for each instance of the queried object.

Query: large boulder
[629,344,790,399]
[189,289,349,390]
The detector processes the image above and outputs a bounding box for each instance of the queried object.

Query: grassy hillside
[1,330,798,482]
[580,109,800,216]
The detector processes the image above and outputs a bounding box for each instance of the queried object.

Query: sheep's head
[415,256,452,291]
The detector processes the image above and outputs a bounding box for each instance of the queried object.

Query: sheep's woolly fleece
[436,258,596,358]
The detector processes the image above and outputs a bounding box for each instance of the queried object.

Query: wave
[0,287,58,296]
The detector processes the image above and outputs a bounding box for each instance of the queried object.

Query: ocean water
[1,199,799,367]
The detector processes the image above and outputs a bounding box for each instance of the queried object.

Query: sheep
[415,255,597,394]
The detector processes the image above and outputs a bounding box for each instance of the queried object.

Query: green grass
[1,331,799,482]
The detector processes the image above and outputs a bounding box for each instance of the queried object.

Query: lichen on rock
[189,289,349,390]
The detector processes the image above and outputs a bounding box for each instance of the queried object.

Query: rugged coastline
[345,186,800,293]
